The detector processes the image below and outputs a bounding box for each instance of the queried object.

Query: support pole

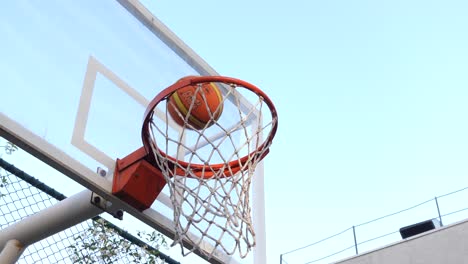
[352,226,358,255]
[434,196,443,226]
[253,161,267,264]
[0,190,103,263]
[0,240,25,264]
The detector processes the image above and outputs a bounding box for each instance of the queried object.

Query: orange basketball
[168,81,224,130]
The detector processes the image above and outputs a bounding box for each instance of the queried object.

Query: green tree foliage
[0,141,17,197]
[69,219,168,264]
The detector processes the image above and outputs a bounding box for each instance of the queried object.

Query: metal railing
[280,186,468,264]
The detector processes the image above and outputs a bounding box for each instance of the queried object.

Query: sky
[2,0,468,263]
[141,0,468,262]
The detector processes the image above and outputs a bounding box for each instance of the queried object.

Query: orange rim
[142,76,278,178]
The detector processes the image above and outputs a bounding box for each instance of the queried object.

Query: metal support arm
[0,190,103,263]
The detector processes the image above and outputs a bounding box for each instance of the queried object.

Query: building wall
[334,218,468,264]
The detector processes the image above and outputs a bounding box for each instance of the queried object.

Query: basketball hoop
[112,76,278,258]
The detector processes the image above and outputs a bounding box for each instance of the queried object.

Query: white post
[253,161,267,264]
[0,190,103,263]
[0,240,25,264]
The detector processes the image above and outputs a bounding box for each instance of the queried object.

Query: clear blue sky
[141,0,468,262]
[2,0,468,263]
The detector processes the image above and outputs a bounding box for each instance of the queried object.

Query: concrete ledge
[334,218,468,264]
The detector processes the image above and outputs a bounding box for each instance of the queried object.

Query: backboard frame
[0,0,266,263]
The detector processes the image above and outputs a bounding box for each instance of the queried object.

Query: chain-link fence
[0,158,179,264]
[280,186,468,264]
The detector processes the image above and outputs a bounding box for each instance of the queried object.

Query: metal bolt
[96,167,107,177]
[93,196,101,204]
[115,210,124,219]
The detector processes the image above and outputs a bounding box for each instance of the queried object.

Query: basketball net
[143,76,277,258]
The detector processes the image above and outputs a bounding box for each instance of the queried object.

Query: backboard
[0,1,266,263]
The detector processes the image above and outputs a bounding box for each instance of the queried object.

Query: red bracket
[112,147,166,211]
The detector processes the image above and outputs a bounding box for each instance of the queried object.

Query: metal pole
[253,161,267,264]
[434,196,443,226]
[0,190,103,260]
[0,240,25,264]
[352,226,358,255]
[280,254,283,264]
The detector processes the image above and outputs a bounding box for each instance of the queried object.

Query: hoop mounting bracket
[90,193,124,220]
[112,148,167,211]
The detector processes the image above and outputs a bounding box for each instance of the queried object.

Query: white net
[145,78,277,258]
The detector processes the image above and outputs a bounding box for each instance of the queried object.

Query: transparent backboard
[0,1,265,263]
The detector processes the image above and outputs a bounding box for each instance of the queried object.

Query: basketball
[168,80,224,130]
